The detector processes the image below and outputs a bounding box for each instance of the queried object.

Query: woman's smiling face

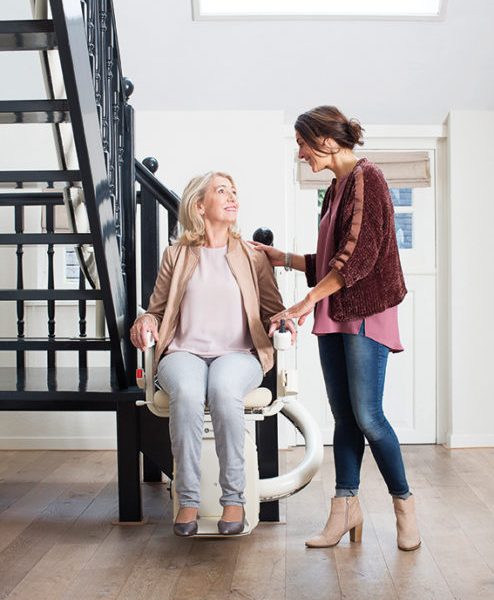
[296,133,340,172]
[198,175,239,225]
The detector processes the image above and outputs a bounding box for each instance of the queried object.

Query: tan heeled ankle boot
[393,496,421,551]
[305,496,363,548]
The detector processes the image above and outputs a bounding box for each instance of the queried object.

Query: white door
[286,150,437,445]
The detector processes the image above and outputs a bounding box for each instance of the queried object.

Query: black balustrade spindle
[46,200,56,368]
[140,157,160,310]
[122,81,136,377]
[15,205,24,369]
[78,268,87,369]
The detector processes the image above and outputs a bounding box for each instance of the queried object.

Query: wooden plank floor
[1,446,494,599]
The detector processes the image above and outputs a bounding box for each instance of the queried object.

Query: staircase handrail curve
[135,160,180,218]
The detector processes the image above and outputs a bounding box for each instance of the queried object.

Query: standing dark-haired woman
[254,106,420,551]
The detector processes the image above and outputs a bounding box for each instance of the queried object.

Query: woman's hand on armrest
[268,318,297,345]
[271,297,315,328]
[270,269,345,327]
[130,314,159,351]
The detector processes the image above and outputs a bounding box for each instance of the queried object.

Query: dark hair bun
[347,118,364,146]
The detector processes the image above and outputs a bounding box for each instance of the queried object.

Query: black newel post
[253,227,280,522]
[139,156,172,483]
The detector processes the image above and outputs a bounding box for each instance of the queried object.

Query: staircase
[0,0,280,524]
[0,0,180,522]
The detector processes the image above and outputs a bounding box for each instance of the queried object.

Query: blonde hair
[176,171,241,246]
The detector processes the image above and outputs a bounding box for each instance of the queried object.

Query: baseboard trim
[445,433,494,448]
[0,437,117,450]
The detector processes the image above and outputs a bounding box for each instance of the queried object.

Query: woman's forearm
[307,269,345,303]
[290,253,306,272]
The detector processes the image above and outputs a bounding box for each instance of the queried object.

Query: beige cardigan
[142,237,286,375]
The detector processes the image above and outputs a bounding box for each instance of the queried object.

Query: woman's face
[296,133,339,172]
[198,175,238,226]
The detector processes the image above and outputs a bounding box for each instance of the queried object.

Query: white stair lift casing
[136,327,323,536]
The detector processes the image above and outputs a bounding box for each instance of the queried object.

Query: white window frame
[192,0,447,21]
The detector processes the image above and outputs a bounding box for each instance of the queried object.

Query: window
[317,189,326,223]
[193,0,445,20]
[391,189,414,250]
[65,247,80,283]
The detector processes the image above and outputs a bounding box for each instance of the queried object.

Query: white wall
[445,110,494,447]
[135,110,286,245]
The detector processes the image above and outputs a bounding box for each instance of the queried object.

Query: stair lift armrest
[143,334,156,403]
[135,332,157,407]
[261,398,285,417]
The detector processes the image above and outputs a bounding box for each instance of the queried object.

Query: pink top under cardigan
[167,245,254,357]
[313,174,403,353]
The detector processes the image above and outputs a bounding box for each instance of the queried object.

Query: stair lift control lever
[273,319,292,351]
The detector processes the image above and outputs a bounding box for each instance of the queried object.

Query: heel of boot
[349,522,363,543]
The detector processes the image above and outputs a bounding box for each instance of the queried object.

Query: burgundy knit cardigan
[304,158,407,321]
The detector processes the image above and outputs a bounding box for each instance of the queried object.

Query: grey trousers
[156,351,263,508]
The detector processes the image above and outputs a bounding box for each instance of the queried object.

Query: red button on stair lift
[136,368,143,379]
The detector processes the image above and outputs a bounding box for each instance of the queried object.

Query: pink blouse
[312,175,404,353]
[167,245,253,357]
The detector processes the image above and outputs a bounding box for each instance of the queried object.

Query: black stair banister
[139,156,179,244]
[135,159,180,218]
[50,0,129,387]
[136,156,180,356]
[0,100,70,124]
[135,157,180,322]
[0,20,57,51]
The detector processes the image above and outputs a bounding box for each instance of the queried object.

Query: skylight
[192,0,445,20]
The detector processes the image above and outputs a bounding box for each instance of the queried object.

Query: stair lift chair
[136,330,324,537]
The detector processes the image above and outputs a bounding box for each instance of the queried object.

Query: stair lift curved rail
[258,399,324,502]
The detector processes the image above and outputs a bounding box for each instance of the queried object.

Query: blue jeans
[318,326,410,497]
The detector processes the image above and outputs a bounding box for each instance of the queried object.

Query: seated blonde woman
[130,171,295,536]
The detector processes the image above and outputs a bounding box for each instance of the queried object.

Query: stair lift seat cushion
[153,387,272,411]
